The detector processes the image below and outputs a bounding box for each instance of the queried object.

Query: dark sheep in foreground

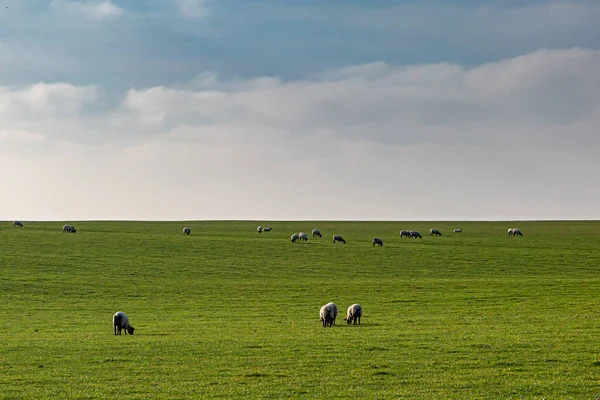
[299,232,308,241]
[113,311,135,335]
[320,302,338,327]
[332,235,346,244]
[430,229,442,236]
[400,230,411,238]
[312,229,322,238]
[13,220,23,227]
[183,227,191,235]
[410,231,422,239]
[372,237,383,247]
[291,233,299,243]
[345,304,362,325]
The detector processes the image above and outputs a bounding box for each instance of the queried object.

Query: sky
[1,0,599,221]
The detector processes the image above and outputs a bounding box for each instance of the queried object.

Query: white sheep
[320,302,338,327]
[454,228,462,233]
[13,220,23,227]
[299,232,308,241]
[372,237,383,247]
[183,227,191,235]
[257,225,263,233]
[63,224,76,233]
[291,233,299,243]
[508,228,514,236]
[345,304,362,325]
[113,311,135,335]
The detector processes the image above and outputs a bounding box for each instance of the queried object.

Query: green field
[1,221,599,399]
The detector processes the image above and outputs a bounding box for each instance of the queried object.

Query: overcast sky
[1,0,599,221]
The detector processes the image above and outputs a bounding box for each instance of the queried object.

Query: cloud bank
[1,49,599,220]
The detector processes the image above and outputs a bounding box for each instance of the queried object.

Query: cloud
[1,48,600,220]
[175,0,209,19]
[49,0,125,21]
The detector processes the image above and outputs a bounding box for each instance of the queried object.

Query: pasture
[1,221,599,398]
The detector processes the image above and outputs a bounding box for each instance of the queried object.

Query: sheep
[183,227,191,235]
[410,230,422,239]
[508,228,514,236]
[13,221,23,227]
[291,233,299,243]
[257,225,263,233]
[312,229,322,238]
[332,235,346,244]
[263,227,272,232]
[345,304,362,325]
[430,228,442,236]
[63,224,76,233]
[113,311,135,335]
[512,228,523,236]
[372,237,383,247]
[454,229,462,233]
[400,230,411,238]
[319,302,338,327]
[299,232,308,241]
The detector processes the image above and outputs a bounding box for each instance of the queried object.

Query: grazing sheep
[113,311,135,335]
[508,228,514,236]
[257,225,263,233]
[263,227,272,232]
[183,227,191,235]
[63,224,76,233]
[345,304,362,325]
[512,228,523,236]
[320,302,338,327]
[299,232,308,241]
[454,229,462,233]
[372,237,384,247]
[312,229,322,238]
[410,231,422,239]
[332,235,346,244]
[430,229,442,236]
[13,221,23,227]
[400,230,411,238]
[291,233,299,243]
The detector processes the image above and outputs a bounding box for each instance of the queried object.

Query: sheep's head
[127,326,135,335]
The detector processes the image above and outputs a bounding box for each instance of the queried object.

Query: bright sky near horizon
[1,0,599,221]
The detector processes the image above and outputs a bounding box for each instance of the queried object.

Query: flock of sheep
[10,220,524,333]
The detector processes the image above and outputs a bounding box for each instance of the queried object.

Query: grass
[1,220,599,399]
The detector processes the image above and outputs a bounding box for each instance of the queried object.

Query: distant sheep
[13,221,23,227]
[410,231,422,239]
[400,230,411,238]
[332,235,346,244]
[257,225,263,233]
[345,304,362,325]
[312,229,322,238]
[291,233,299,243]
[183,227,191,235]
[63,224,76,233]
[508,228,514,236]
[263,227,272,232]
[113,311,135,335]
[454,229,462,233]
[512,228,523,236]
[299,232,308,241]
[430,229,442,236]
[320,302,338,327]
[372,237,383,247]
